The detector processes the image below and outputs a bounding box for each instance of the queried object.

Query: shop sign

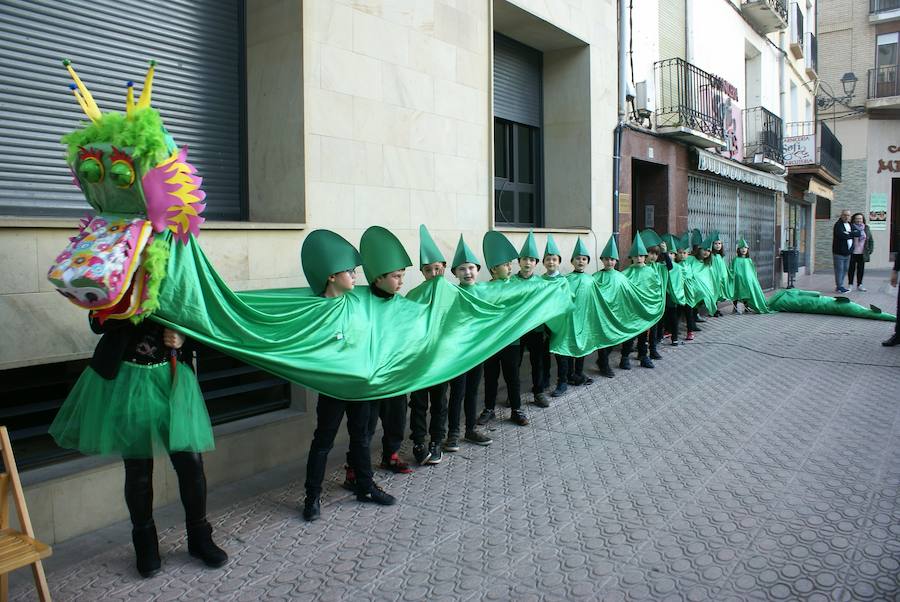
[870,192,888,231]
[783,135,815,166]
[876,145,900,174]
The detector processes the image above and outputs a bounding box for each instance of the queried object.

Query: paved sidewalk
[11,273,900,601]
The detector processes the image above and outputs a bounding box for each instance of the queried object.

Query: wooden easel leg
[31,561,50,602]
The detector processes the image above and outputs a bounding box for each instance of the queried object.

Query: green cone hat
[301,229,362,295]
[628,231,648,257]
[691,228,703,247]
[710,230,722,242]
[678,232,691,251]
[700,234,714,251]
[544,233,562,259]
[640,229,663,247]
[519,230,540,260]
[736,238,749,249]
[418,224,446,267]
[483,231,519,268]
[360,225,412,283]
[451,235,481,270]
[599,235,619,259]
[662,234,679,250]
[571,236,591,261]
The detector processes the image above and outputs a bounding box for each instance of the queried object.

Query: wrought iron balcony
[741,0,789,33]
[868,65,900,100]
[654,58,726,148]
[805,32,817,77]
[783,121,842,184]
[743,107,784,171]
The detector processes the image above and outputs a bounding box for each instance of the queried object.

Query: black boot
[619,356,632,370]
[132,521,161,578]
[302,496,321,522]
[187,520,228,568]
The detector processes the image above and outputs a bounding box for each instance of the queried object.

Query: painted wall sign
[783,135,815,166]
[875,145,900,173]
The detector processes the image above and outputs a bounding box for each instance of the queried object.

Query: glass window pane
[518,192,534,224]
[877,42,898,72]
[496,189,515,223]
[494,121,508,178]
[515,124,533,184]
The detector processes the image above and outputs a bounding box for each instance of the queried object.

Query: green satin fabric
[767,289,896,321]
[666,261,688,306]
[150,239,573,400]
[730,257,771,313]
[680,256,719,314]
[710,254,735,300]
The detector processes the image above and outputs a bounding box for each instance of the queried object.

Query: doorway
[632,159,669,234]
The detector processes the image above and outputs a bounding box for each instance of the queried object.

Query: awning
[694,148,787,193]
[807,177,834,201]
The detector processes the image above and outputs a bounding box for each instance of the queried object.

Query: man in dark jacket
[883,244,899,347]
[832,209,860,293]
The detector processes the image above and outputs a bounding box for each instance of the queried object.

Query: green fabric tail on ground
[767,289,896,321]
[681,256,719,314]
[710,254,734,301]
[730,257,771,314]
[151,237,573,400]
[549,267,665,357]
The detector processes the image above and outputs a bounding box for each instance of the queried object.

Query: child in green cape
[619,233,655,369]
[731,239,771,314]
[594,235,619,379]
[478,231,529,427]
[565,237,594,386]
[444,235,494,449]
[301,230,396,523]
[516,231,550,407]
[541,234,572,396]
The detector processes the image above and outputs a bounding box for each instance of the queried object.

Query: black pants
[448,364,482,435]
[541,336,570,388]
[567,356,585,381]
[648,320,663,353]
[367,395,407,461]
[596,347,612,371]
[664,305,679,342]
[622,331,649,358]
[409,383,448,445]
[848,254,865,286]
[895,284,900,335]
[305,394,374,497]
[519,330,545,394]
[484,344,521,411]
[124,452,208,529]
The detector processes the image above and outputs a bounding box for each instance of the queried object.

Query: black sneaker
[883,334,899,347]
[598,366,614,378]
[412,443,429,465]
[713,310,723,317]
[640,356,655,369]
[476,408,496,425]
[341,465,356,492]
[649,350,663,360]
[551,383,568,397]
[425,442,443,465]
[356,483,396,506]
[464,430,493,446]
[302,496,321,522]
[510,410,529,426]
[582,376,594,385]
[443,435,461,452]
[696,315,707,323]
[670,340,684,346]
[532,392,550,408]
[619,357,632,370]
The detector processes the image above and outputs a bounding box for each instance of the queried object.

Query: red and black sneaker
[380,452,413,474]
[341,465,357,492]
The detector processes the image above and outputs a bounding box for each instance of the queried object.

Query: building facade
[625,0,838,286]
[0,0,616,543]
[816,0,900,270]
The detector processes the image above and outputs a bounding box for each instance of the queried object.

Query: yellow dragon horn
[135,60,156,111]
[125,81,135,117]
[62,59,102,122]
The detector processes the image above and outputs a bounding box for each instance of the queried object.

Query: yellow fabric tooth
[136,63,155,110]
[65,62,102,121]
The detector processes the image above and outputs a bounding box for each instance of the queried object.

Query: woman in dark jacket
[848,213,874,292]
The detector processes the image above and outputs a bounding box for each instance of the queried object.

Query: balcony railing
[740,0,789,33]
[871,0,900,13]
[654,58,726,142]
[783,121,842,182]
[744,107,784,165]
[805,32,817,75]
[868,65,900,98]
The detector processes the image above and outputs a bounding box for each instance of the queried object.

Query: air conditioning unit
[635,80,654,118]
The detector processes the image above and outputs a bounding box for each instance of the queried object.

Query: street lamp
[816,72,862,111]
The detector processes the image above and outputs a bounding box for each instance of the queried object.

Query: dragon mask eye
[76,147,104,184]
[110,147,136,188]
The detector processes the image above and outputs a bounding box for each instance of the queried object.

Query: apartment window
[493,33,542,226]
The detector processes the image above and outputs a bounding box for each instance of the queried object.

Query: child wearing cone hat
[477,231,529,427]
[619,233,656,370]
[594,235,620,378]
[541,234,572,397]
[565,237,594,387]
[301,230,396,523]
[443,235,494,450]
[516,231,550,408]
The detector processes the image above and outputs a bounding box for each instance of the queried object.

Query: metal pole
[613,0,628,247]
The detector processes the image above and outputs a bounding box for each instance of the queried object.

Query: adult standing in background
[832,209,860,294]
[848,213,874,292]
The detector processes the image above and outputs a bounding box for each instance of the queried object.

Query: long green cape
[710,253,735,301]
[666,261,687,306]
[767,289,895,321]
[680,256,719,314]
[730,257,771,313]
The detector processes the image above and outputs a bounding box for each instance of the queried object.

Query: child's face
[738,246,749,257]
[712,240,723,251]
[647,251,659,263]
[571,255,589,272]
[676,249,688,262]
[328,268,357,294]
[700,249,711,259]
[374,269,405,294]
[543,254,560,273]
[668,251,676,262]
[490,261,513,279]
[518,256,537,278]
[453,262,479,285]
[421,261,445,281]
[601,257,616,270]
[632,255,647,266]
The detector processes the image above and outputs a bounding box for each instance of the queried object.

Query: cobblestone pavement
[12,275,900,601]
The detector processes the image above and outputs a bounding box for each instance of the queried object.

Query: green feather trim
[62,109,170,173]
[130,234,170,324]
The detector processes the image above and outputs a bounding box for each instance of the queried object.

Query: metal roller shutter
[0,0,245,219]
[493,33,542,127]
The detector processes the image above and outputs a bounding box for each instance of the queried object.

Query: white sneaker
[857,285,867,292]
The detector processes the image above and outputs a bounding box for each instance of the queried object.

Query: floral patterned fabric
[47,216,152,309]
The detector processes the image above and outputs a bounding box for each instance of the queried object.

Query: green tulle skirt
[50,361,214,459]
